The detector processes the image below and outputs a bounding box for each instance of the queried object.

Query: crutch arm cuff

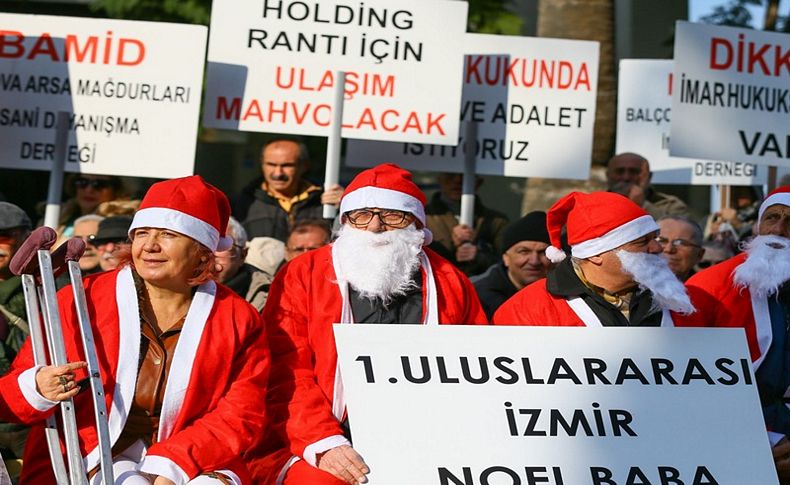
[137,455,191,485]
[18,366,59,412]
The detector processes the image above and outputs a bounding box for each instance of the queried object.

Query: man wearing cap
[0,202,32,464]
[492,191,695,327]
[92,215,133,272]
[607,152,690,220]
[250,164,487,485]
[471,211,552,319]
[676,186,790,480]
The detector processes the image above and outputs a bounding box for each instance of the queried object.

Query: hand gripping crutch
[11,228,113,484]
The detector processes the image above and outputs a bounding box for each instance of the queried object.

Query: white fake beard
[733,235,790,298]
[616,250,696,315]
[333,224,424,304]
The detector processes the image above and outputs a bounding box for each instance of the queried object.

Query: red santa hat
[545,191,659,263]
[129,175,232,252]
[339,163,432,243]
[758,185,790,223]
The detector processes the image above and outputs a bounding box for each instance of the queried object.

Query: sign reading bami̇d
[0,13,207,178]
[203,0,468,145]
[335,325,777,485]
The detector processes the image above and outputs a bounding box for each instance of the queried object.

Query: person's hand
[317,445,369,484]
[35,362,87,402]
[152,477,175,485]
[456,243,477,263]
[774,437,790,481]
[321,184,344,207]
[627,184,646,206]
[451,224,474,248]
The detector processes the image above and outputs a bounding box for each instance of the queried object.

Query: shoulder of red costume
[423,247,464,277]
[685,253,745,290]
[491,278,551,325]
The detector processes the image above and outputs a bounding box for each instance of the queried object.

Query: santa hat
[129,175,232,252]
[758,185,790,223]
[339,163,432,244]
[545,191,659,263]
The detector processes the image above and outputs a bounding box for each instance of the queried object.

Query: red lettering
[117,38,145,66]
[298,70,314,91]
[27,33,59,61]
[557,61,573,89]
[355,108,377,130]
[313,104,331,126]
[268,101,287,123]
[216,96,241,120]
[275,66,295,89]
[775,45,790,76]
[747,42,770,74]
[242,100,263,121]
[505,58,519,86]
[425,113,445,135]
[465,55,483,84]
[65,35,98,63]
[291,102,310,125]
[575,64,591,91]
[316,70,334,91]
[0,30,25,58]
[402,112,423,134]
[380,109,400,131]
[668,72,673,96]
[710,37,733,70]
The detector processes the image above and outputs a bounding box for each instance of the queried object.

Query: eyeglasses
[74,177,116,190]
[345,209,412,228]
[654,237,701,249]
[75,234,97,245]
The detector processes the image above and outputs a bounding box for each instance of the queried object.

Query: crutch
[11,227,114,484]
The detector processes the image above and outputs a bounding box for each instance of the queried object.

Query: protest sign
[0,13,206,178]
[346,32,599,179]
[618,59,767,185]
[670,21,789,168]
[203,0,467,145]
[335,325,777,485]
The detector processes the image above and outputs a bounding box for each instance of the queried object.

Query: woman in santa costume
[0,176,270,484]
[675,186,790,481]
[492,191,695,327]
[246,163,488,485]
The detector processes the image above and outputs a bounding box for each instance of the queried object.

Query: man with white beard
[493,191,695,326]
[247,164,488,485]
[677,185,790,481]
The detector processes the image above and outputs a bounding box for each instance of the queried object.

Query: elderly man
[493,191,695,326]
[215,217,273,311]
[472,211,552,319]
[657,215,705,281]
[607,152,690,220]
[232,138,343,241]
[72,214,104,273]
[284,219,331,262]
[677,186,790,481]
[92,215,133,271]
[250,163,487,485]
[0,203,31,464]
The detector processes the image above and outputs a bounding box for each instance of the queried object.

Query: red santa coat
[248,245,487,483]
[675,253,771,367]
[492,279,673,327]
[0,266,270,484]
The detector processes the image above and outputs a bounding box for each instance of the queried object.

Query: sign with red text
[346,32,599,178]
[0,13,207,178]
[618,59,767,185]
[203,0,467,144]
[335,325,777,485]
[670,21,790,167]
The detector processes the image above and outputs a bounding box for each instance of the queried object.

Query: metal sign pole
[323,71,346,220]
[43,111,70,230]
[459,121,478,227]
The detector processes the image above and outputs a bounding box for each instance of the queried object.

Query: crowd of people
[0,139,787,484]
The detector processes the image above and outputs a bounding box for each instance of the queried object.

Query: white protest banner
[335,325,778,485]
[346,32,599,179]
[0,14,207,178]
[203,0,467,145]
[618,59,767,185]
[670,21,790,168]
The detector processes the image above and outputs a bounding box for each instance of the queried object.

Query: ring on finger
[58,376,68,386]
[62,383,69,393]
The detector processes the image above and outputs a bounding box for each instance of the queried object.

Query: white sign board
[335,325,778,485]
[0,14,207,178]
[204,0,467,145]
[346,32,599,178]
[670,21,790,167]
[618,59,768,185]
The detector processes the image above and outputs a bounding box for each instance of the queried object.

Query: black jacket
[231,177,325,242]
[471,263,517,320]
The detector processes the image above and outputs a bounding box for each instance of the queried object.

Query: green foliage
[467,0,523,34]
[699,0,788,31]
[89,0,212,25]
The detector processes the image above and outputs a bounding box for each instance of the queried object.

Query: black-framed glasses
[654,236,701,249]
[74,177,116,190]
[346,209,411,227]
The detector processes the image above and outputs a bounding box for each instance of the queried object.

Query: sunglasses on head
[74,177,116,190]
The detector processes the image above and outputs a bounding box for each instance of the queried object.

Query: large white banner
[670,21,789,168]
[335,325,778,485]
[346,32,599,178]
[0,14,206,178]
[204,0,467,145]
[618,59,768,185]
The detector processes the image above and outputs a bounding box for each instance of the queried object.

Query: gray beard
[333,224,424,305]
[734,235,790,298]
